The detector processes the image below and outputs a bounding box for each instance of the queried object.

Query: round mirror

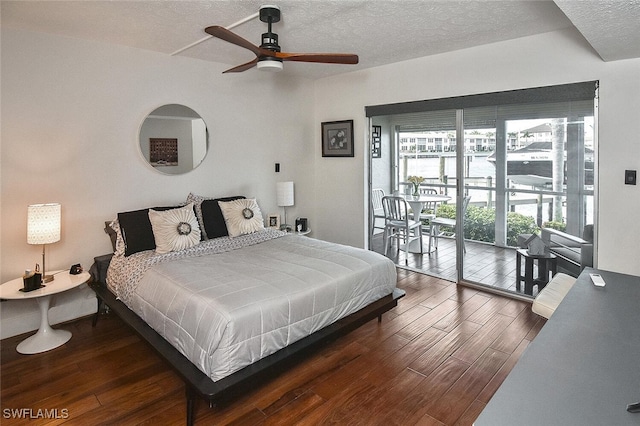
[139,104,209,174]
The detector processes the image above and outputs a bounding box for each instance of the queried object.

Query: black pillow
[118,206,182,256]
[201,196,245,239]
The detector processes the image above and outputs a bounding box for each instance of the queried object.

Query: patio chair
[417,187,438,221]
[541,225,593,277]
[382,196,423,263]
[428,195,471,253]
[371,188,386,236]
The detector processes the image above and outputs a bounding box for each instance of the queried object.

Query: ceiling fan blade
[223,58,259,73]
[205,26,262,56]
[275,52,359,65]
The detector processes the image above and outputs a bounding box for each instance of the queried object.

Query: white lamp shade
[27,203,61,245]
[276,182,294,207]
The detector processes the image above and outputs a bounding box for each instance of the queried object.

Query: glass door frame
[454,109,465,282]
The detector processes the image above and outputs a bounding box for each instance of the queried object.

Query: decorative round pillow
[218,198,265,237]
[148,203,201,254]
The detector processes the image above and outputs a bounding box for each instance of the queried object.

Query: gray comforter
[107,231,396,381]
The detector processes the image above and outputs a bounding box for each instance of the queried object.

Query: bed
[90,194,402,424]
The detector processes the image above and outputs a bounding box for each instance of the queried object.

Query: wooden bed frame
[89,280,404,425]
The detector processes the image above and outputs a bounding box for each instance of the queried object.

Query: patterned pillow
[107,219,126,256]
[185,193,209,239]
[218,198,265,237]
[148,203,201,254]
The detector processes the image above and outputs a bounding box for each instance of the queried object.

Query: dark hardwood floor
[1,270,544,425]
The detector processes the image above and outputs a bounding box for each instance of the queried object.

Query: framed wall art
[371,125,381,158]
[321,120,354,157]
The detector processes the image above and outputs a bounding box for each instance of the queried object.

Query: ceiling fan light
[257,58,283,72]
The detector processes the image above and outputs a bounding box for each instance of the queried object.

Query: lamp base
[43,274,54,283]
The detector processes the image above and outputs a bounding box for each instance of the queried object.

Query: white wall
[313,28,640,276]
[1,28,315,283]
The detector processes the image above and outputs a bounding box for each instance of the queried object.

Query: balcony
[371,233,529,295]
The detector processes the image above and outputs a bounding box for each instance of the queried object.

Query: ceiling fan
[204,5,359,73]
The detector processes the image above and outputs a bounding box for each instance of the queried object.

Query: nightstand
[0,270,91,354]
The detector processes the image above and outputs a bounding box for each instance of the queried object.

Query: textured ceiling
[2,1,638,79]
[554,0,640,61]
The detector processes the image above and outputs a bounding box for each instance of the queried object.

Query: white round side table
[0,270,91,354]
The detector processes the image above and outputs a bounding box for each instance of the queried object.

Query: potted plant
[407,176,425,197]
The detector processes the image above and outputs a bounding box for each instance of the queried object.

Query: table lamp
[27,203,61,283]
[276,181,294,231]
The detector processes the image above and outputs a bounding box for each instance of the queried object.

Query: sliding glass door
[460,103,595,292]
[368,81,597,298]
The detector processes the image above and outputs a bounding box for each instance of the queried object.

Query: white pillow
[218,198,265,237]
[148,203,201,254]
